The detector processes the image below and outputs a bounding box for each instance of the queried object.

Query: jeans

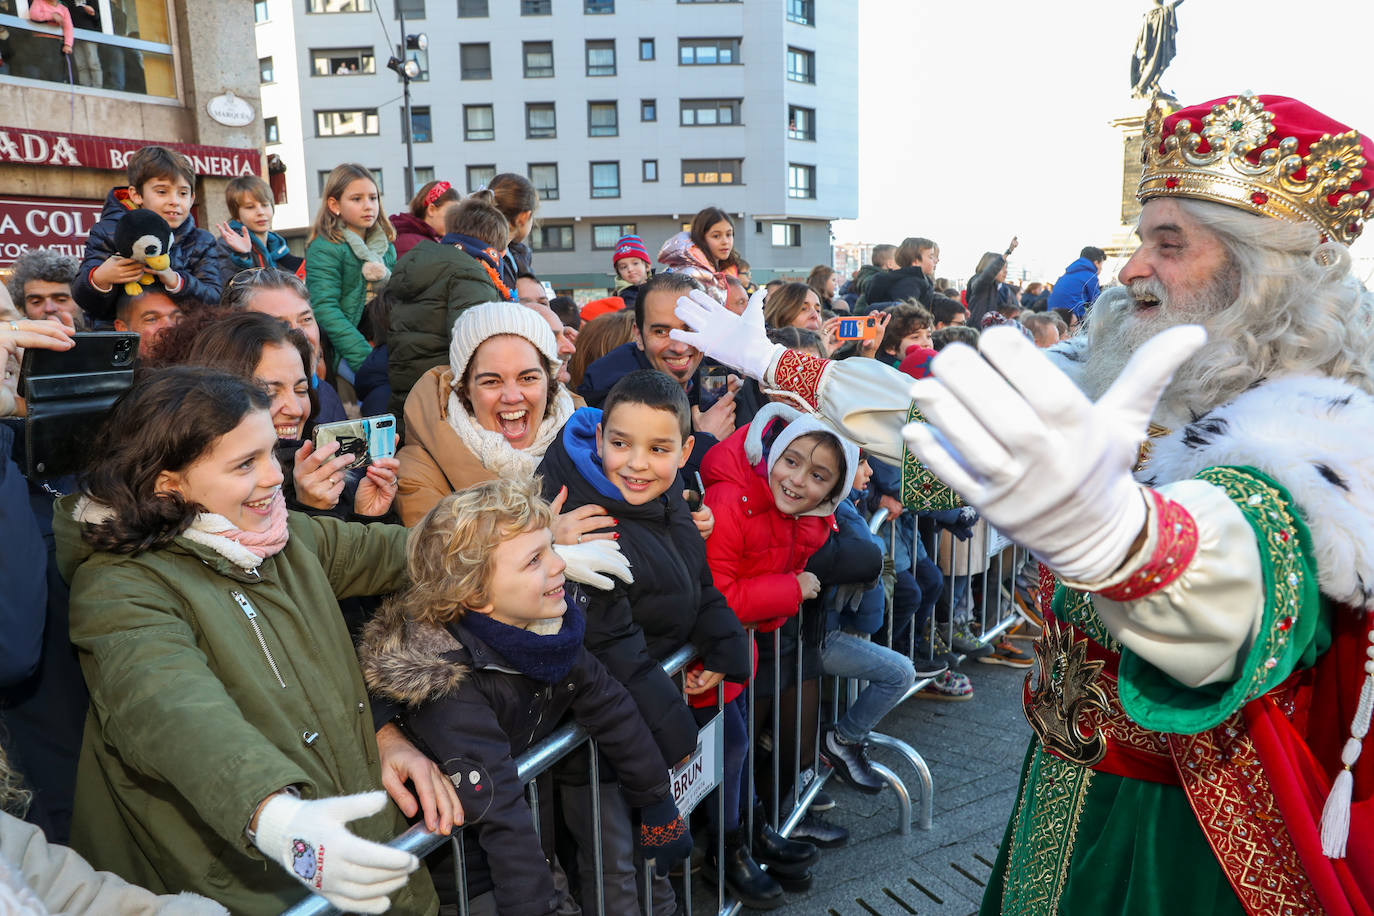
[821,629,915,743]
[693,696,746,831]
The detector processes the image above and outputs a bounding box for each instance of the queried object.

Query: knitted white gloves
[554,539,634,590]
[251,791,418,914]
[671,288,781,382]
[901,325,1206,584]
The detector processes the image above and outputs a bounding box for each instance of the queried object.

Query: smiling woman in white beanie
[397,302,623,562]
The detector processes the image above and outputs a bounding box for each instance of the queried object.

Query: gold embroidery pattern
[1056,586,1121,653]
[1168,719,1323,916]
[1197,467,1306,703]
[899,403,964,511]
[1024,620,1110,767]
[1081,670,1173,760]
[1001,746,1095,916]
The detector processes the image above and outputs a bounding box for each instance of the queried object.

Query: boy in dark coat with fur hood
[359,479,690,916]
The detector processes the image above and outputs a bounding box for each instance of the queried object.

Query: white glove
[671,288,781,382]
[900,324,1206,583]
[152,267,184,293]
[251,791,418,914]
[553,538,634,590]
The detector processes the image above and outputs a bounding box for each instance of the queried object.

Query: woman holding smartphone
[185,310,400,523]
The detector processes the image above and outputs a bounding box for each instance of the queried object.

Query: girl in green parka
[306,164,397,379]
[54,368,457,916]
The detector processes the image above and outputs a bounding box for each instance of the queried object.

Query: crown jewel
[1138,93,1372,244]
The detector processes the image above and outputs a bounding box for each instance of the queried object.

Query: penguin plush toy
[112,209,175,297]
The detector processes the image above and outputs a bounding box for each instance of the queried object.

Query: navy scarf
[461,599,587,683]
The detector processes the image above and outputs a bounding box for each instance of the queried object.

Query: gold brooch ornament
[1138,93,1373,244]
[1024,620,1110,767]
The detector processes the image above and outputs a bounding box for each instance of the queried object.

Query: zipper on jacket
[231,590,287,688]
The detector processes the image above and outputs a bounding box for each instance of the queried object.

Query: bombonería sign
[0,126,262,178]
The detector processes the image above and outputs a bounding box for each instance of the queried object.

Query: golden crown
[1138,93,1372,244]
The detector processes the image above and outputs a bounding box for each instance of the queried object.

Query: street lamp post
[388,4,427,201]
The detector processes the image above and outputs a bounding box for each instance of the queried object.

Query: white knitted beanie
[449,301,561,382]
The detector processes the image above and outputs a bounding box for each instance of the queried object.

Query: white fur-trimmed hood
[1140,374,1374,611]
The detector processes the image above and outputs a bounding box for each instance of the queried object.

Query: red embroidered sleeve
[1097,488,1199,603]
[769,349,830,411]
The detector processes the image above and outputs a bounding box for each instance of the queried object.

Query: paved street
[690,657,1031,916]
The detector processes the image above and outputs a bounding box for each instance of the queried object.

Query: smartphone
[836,316,881,342]
[21,332,139,478]
[697,365,733,412]
[311,414,397,470]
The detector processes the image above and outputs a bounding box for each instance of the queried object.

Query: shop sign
[0,196,107,268]
[0,126,261,178]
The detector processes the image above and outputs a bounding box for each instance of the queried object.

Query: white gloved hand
[671,288,781,382]
[152,267,184,293]
[251,791,418,914]
[554,538,634,590]
[900,324,1206,584]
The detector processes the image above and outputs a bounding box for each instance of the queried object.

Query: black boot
[703,827,785,910]
[751,805,819,877]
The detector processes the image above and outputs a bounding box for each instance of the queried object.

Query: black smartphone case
[21,333,138,478]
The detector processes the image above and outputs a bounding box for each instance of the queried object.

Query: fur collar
[1140,374,1374,611]
[358,606,468,707]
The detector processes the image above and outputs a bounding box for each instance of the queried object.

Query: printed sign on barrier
[670,712,723,819]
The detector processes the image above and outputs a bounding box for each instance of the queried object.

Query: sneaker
[950,624,995,659]
[820,727,885,795]
[921,627,963,669]
[909,652,950,680]
[978,637,1034,668]
[916,670,974,701]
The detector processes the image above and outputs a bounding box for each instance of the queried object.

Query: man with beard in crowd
[669,93,1374,915]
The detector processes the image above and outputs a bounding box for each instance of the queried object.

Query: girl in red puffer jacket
[697,404,859,896]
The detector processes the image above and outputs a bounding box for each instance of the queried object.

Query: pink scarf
[188,490,290,567]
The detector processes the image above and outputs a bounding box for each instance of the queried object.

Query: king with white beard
[672,93,1374,916]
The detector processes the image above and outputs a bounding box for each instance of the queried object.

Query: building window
[786,47,814,83]
[642,159,658,182]
[466,165,497,192]
[639,38,655,60]
[311,48,376,75]
[307,0,370,10]
[787,105,815,140]
[786,0,814,25]
[315,109,380,137]
[592,224,637,249]
[521,0,551,13]
[590,162,620,198]
[259,56,274,83]
[523,41,554,78]
[528,163,559,201]
[1,0,178,98]
[319,167,384,194]
[680,98,741,126]
[408,106,432,143]
[255,1,270,23]
[681,158,742,185]
[395,0,425,17]
[588,101,618,137]
[585,40,616,76]
[772,222,801,247]
[461,43,492,79]
[532,225,574,251]
[641,99,656,122]
[458,0,488,15]
[787,163,816,198]
[415,166,436,184]
[526,103,556,138]
[585,0,614,11]
[265,117,280,145]
[464,104,495,141]
[679,38,740,65]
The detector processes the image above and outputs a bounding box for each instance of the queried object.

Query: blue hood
[560,407,623,503]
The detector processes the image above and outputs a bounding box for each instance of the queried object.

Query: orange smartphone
[836,316,881,341]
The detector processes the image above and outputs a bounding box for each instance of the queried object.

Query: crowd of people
[0,143,1070,916]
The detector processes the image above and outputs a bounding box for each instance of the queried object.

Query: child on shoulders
[216,175,303,279]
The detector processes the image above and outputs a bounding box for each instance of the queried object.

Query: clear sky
[833,0,1374,286]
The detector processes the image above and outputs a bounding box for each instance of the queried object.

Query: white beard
[1079,266,1239,424]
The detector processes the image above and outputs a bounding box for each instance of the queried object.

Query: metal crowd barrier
[282,506,1025,916]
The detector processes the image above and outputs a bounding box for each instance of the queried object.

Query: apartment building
[255,0,857,288]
